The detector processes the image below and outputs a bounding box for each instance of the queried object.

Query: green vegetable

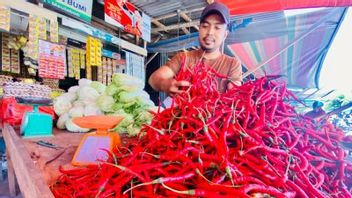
[117,90,150,103]
[78,86,99,102]
[112,73,144,89]
[78,78,92,87]
[91,81,106,94]
[57,113,69,129]
[68,106,85,118]
[65,119,90,133]
[97,95,115,112]
[54,97,72,116]
[106,84,119,96]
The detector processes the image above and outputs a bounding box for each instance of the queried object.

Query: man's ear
[223,30,229,42]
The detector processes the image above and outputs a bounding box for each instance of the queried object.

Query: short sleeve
[164,52,184,75]
[228,58,242,85]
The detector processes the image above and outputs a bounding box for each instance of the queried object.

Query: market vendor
[305,101,326,119]
[149,2,242,96]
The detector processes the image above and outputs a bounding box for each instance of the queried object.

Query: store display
[1,33,11,72]
[38,40,66,79]
[0,6,10,32]
[0,75,12,85]
[86,36,102,67]
[67,47,83,79]
[0,33,23,74]
[37,17,47,40]
[97,57,104,83]
[106,57,112,83]
[79,50,86,69]
[2,82,51,99]
[102,57,107,84]
[49,20,59,43]
[27,15,39,60]
[7,35,27,50]
[66,47,74,78]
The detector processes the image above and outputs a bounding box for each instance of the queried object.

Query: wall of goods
[0,31,127,95]
[0,1,149,101]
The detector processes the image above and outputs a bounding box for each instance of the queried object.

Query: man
[148,2,242,96]
[305,101,326,119]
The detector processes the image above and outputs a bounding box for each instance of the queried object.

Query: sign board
[43,0,93,22]
[104,0,151,42]
[125,51,145,82]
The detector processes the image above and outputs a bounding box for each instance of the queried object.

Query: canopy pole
[242,8,342,79]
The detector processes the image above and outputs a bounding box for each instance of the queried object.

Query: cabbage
[65,119,90,133]
[112,103,124,111]
[78,78,92,87]
[72,100,85,108]
[139,99,155,107]
[91,81,106,94]
[84,105,103,116]
[118,90,150,103]
[54,98,72,116]
[117,85,142,93]
[126,125,140,136]
[57,113,70,129]
[68,86,79,93]
[97,95,115,112]
[57,92,77,103]
[68,106,85,118]
[108,109,126,115]
[106,84,119,96]
[111,112,134,130]
[112,73,144,89]
[135,111,153,125]
[78,86,99,102]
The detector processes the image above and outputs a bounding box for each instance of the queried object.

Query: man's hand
[161,79,190,97]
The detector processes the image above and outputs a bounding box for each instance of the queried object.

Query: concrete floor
[0,153,21,198]
[0,177,22,198]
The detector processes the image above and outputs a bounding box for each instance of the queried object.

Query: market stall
[0,0,352,197]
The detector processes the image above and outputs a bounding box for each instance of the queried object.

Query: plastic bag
[0,97,56,127]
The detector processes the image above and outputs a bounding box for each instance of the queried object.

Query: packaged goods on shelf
[3,82,51,99]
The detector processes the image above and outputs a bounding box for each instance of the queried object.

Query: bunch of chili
[51,61,352,198]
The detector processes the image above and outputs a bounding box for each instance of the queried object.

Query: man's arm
[149,66,174,92]
[148,66,190,96]
[227,58,242,90]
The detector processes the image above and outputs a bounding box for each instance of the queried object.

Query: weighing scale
[71,115,124,166]
[16,97,53,138]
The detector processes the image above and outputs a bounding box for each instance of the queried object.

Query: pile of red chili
[51,61,352,198]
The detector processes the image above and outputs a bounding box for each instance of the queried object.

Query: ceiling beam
[152,20,169,33]
[153,7,204,21]
[152,20,200,33]
[182,27,190,34]
[180,12,199,31]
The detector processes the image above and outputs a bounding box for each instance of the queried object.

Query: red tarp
[217,0,352,15]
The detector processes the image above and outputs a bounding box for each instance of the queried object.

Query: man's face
[199,13,229,53]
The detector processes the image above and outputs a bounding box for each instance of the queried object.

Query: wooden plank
[152,20,200,33]
[6,150,16,196]
[2,124,55,198]
[153,7,204,21]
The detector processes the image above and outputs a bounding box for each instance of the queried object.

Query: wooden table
[2,124,85,198]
